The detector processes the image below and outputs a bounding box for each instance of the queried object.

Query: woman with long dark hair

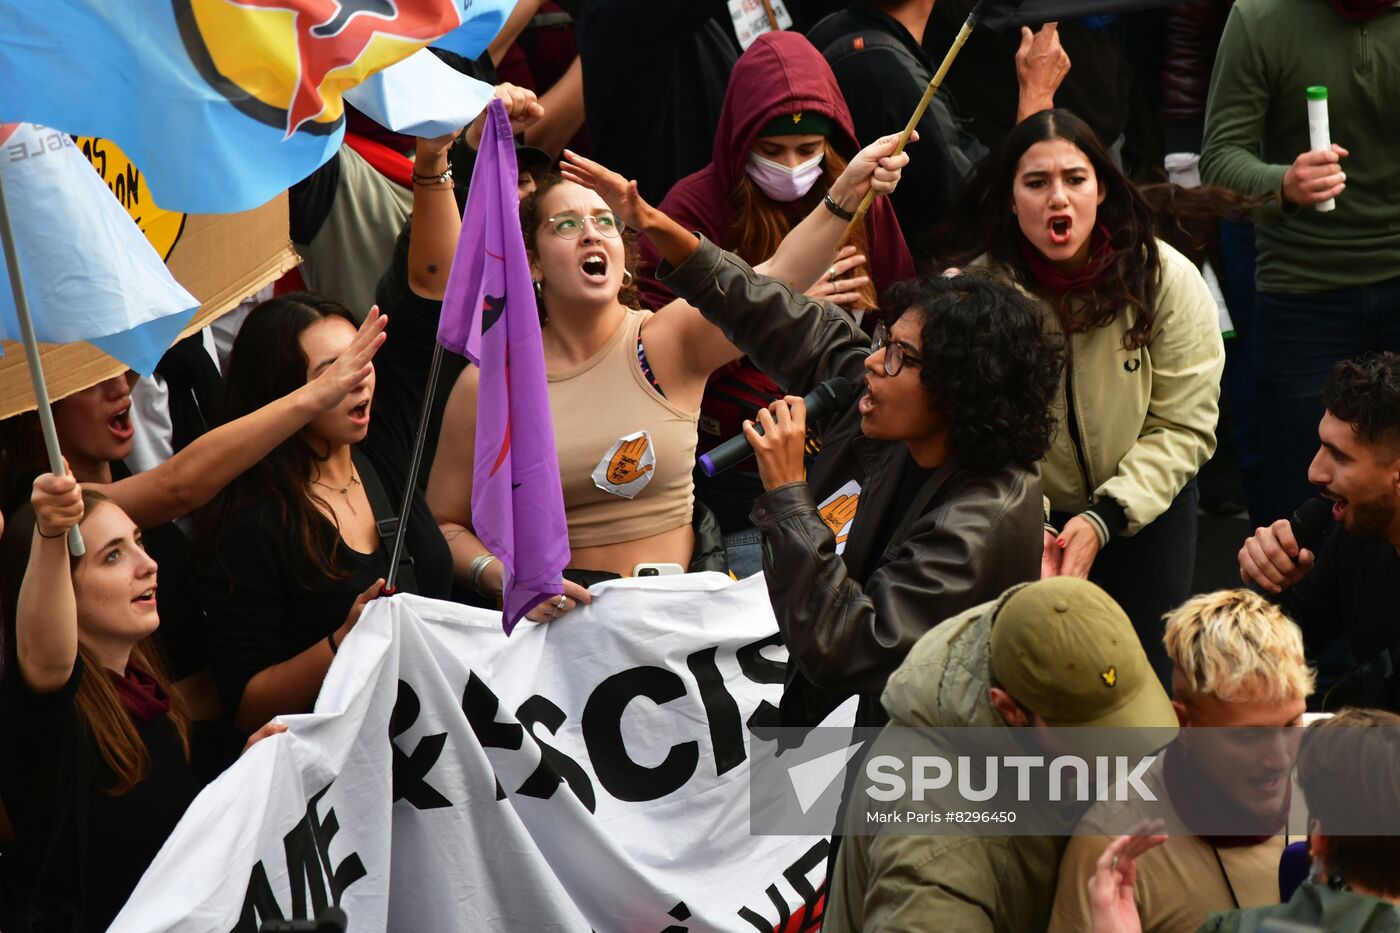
[197,293,450,735]
[0,476,284,930]
[942,109,1225,682]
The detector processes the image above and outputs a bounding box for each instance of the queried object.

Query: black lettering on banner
[390,680,451,810]
[229,784,367,933]
[462,671,523,800]
[736,633,786,731]
[582,666,698,802]
[232,862,284,931]
[685,647,746,776]
[736,839,828,933]
[515,694,598,812]
[659,900,692,933]
[81,138,107,178]
[124,162,141,207]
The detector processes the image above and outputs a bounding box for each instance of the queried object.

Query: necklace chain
[313,471,362,515]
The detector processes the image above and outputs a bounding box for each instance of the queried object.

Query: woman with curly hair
[562,150,1065,728]
[942,108,1225,683]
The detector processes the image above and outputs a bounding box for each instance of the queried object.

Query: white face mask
[745,151,825,203]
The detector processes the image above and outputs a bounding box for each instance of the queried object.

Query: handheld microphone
[1289,497,1332,555]
[698,376,860,477]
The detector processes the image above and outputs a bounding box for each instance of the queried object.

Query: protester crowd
[2,0,1399,930]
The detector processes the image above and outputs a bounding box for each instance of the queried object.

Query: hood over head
[709,30,859,192]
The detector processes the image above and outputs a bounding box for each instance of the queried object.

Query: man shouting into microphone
[1238,353,1400,704]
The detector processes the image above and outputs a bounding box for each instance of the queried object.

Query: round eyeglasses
[871,321,923,377]
[545,210,623,240]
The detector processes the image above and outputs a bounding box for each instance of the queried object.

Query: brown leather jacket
[660,237,1044,727]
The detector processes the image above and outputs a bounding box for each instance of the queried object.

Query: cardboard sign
[728,0,794,50]
[0,137,296,420]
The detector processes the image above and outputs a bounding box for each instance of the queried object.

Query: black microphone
[1289,497,1332,555]
[698,376,860,477]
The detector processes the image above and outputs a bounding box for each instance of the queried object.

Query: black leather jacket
[660,237,1044,726]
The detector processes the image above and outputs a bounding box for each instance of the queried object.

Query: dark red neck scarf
[1163,741,1290,848]
[1329,0,1396,21]
[1018,222,1117,295]
[108,662,171,724]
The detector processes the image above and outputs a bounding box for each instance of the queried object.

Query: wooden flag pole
[843,6,981,236]
[759,0,781,31]
[0,172,85,556]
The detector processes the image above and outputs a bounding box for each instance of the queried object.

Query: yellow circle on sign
[75,136,187,261]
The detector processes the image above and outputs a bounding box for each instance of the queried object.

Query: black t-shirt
[1280,528,1400,677]
[373,219,468,485]
[576,0,737,204]
[859,450,935,585]
[0,659,197,932]
[807,4,977,259]
[199,448,452,721]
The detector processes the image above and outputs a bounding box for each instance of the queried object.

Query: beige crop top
[548,308,698,548]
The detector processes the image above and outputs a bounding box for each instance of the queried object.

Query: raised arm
[561,133,910,289]
[16,472,85,693]
[408,85,545,301]
[556,134,909,393]
[95,308,386,529]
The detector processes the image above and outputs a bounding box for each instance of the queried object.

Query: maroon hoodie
[638,31,914,309]
[636,31,914,531]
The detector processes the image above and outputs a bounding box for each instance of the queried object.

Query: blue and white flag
[0,0,516,213]
[0,124,199,376]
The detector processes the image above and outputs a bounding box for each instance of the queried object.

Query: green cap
[1306,86,1329,101]
[989,578,1177,730]
[757,111,834,138]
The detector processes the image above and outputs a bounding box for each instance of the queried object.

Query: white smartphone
[632,562,685,577]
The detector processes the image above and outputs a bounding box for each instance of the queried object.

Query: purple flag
[438,98,569,632]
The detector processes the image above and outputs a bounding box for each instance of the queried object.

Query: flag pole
[842,0,984,236]
[0,172,85,556]
[383,340,445,593]
[759,0,781,31]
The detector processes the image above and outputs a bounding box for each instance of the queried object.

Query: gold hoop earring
[622,269,634,288]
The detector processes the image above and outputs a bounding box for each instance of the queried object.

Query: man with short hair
[1199,0,1400,523]
[1237,353,1400,699]
[1049,589,1314,933]
[822,577,1178,933]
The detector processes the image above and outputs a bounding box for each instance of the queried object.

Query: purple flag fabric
[438,98,569,632]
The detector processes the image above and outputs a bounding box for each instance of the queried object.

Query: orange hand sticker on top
[608,435,653,486]
[593,431,656,499]
[819,494,859,543]
[816,479,862,555]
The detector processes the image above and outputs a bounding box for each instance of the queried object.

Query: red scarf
[1018,222,1117,295]
[108,662,171,725]
[343,131,415,189]
[1329,0,1396,21]
[1162,741,1290,848]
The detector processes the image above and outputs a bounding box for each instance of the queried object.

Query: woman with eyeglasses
[553,151,1065,728]
[426,134,911,622]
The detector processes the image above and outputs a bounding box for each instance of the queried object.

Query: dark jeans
[1055,480,1199,688]
[1217,220,1264,521]
[1254,274,1400,525]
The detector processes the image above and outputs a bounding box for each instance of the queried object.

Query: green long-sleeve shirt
[1200,0,1400,293]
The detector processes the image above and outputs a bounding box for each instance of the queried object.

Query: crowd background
[1,0,1399,931]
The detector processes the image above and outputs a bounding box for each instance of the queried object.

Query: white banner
[110,574,842,933]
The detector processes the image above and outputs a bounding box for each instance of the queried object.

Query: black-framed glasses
[545,210,623,240]
[871,321,922,376]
